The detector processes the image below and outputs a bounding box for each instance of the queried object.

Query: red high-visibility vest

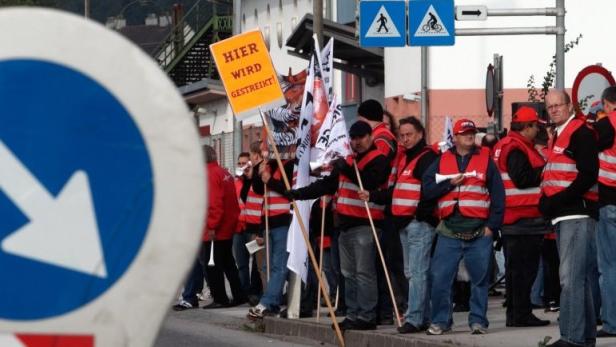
[493,131,545,224]
[437,147,491,219]
[541,118,598,201]
[244,188,264,225]
[372,123,397,159]
[599,112,616,187]
[391,147,434,217]
[266,162,291,217]
[336,149,386,220]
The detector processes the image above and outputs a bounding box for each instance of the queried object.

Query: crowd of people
[174,87,616,347]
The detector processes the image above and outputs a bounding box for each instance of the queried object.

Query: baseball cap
[512,106,540,123]
[349,121,372,138]
[453,119,477,135]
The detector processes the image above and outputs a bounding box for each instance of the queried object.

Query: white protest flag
[439,116,454,152]
[287,36,328,282]
[320,38,334,103]
[314,93,352,166]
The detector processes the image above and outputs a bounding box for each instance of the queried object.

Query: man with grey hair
[540,89,599,347]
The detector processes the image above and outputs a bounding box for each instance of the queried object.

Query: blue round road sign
[0,59,154,320]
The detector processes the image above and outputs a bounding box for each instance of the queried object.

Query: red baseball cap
[512,106,540,123]
[453,119,477,135]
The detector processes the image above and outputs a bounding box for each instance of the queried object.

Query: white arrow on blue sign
[409,0,455,46]
[360,0,406,47]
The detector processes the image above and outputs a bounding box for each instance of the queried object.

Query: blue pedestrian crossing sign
[360,0,406,47]
[409,0,455,46]
[0,7,206,332]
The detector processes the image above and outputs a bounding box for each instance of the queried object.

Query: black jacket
[293,145,390,230]
[538,124,599,220]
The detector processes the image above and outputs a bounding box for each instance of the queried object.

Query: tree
[527,34,583,102]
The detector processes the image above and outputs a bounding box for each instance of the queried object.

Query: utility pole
[84,0,90,18]
[555,0,565,89]
[314,0,323,47]
[233,0,243,159]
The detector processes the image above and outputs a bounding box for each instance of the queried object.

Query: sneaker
[545,301,560,313]
[470,323,488,335]
[198,289,212,302]
[172,299,197,311]
[426,324,449,335]
[247,304,274,320]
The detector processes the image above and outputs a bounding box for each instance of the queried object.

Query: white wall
[198,99,234,134]
[428,0,616,89]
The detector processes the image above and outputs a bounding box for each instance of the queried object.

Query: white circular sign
[0,8,205,347]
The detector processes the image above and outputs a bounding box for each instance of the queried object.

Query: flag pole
[316,196,327,322]
[264,184,270,281]
[259,108,344,347]
[352,160,402,328]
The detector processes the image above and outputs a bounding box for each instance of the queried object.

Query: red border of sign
[485,64,495,117]
[571,65,616,117]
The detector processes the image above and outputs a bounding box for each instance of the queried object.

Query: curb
[263,317,459,347]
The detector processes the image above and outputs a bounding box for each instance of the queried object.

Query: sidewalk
[169,297,615,347]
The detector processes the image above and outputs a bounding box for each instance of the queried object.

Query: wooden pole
[316,197,327,322]
[352,161,402,327]
[264,184,270,281]
[259,109,345,347]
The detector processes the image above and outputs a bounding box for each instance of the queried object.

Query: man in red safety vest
[492,106,550,328]
[592,86,616,339]
[422,119,505,335]
[287,121,390,331]
[540,89,599,347]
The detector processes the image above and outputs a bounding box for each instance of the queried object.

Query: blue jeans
[531,257,545,306]
[556,218,597,345]
[181,258,206,305]
[598,206,616,333]
[339,225,379,322]
[430,233,493,329]
[399,220,434,327]
[259,225,289,312]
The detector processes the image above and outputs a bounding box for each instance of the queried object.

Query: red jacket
[204,162,240,241]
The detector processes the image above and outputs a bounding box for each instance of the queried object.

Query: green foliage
[527,34,583,102]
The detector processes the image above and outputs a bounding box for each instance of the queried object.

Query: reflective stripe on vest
[336,149,386,220]
[599,112,616,187]
[391,148,433,217]
[541,118,598,202]
[437,147,491,219]
[266,164,290,216]
[244,189,264,224]
[492,132,545,224]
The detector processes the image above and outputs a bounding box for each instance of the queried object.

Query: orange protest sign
[210,30,285,119]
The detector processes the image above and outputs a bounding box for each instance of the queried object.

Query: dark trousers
[504,234,543,323]
[376,218,407,320]
[233,233,263,298]
[202,239,245,305]
[331,228,346,311]
[542,238,561,305]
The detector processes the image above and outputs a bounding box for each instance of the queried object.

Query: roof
[286,14,384,84]
[178,78,227,105]
[118,25,172,56]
